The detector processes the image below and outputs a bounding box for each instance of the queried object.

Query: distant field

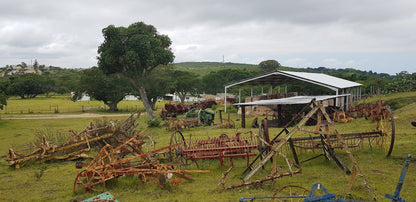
[0,92,415,201]
[0,95,168,115]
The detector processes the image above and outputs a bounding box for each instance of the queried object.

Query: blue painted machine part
[83,192,119,202]
[385,154,411,202]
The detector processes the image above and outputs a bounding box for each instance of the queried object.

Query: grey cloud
[0,0,415,74]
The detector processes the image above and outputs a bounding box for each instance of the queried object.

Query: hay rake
[169,130,260,167]
[74,130,209,192]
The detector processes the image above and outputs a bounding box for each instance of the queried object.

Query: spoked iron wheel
[272,185,309,202]
[169,130,188,165]
[377,107,395,157]
[73,170,105,193]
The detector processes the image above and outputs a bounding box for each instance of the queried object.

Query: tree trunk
[125,76,156,121]
[105,101,119,112]
[178,92,186,103]
[138,85,156,121]
[150,98,157,111]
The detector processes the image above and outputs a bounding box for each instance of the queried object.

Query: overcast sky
[1,0,415,75]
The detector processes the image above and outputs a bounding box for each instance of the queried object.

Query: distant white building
[164,93,199,102]
[71,93,142,102]
[123,95,139,101]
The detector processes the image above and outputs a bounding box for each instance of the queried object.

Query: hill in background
[173,61,393,80]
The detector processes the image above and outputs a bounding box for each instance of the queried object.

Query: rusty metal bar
[242,101,320,182]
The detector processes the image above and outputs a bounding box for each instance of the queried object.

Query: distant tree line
[1,59,414,113]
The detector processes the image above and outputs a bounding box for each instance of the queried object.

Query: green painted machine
[186,108,215,125]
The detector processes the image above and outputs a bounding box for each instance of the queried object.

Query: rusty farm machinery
[259,99,396,161]
[164,108,216,131]
[6,113,141,168]
[168,130,260,167]
[223,99,396,200]
[160,101,217,120]
[74,130,210,193]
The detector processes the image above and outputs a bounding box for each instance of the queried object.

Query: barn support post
[353,87,356,102]
[346,89,349,110]
[335,89,339,106]
[224,87,227,113]
[239,88,241,103]
[251,87,253,112]
[241,106,246,128]
[343,95,347,111]
[342,89,345,110]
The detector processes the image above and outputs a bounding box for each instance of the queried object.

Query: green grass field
[0,95,160,115]
[0,92,415,201]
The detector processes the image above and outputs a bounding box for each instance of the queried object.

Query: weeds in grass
[34,164,47,180]
[147,119,161,128]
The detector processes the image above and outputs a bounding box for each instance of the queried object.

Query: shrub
[147,119,161,128]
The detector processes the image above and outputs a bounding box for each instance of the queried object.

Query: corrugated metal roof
[225,71,362,91]
[233,94,349,106]
[280,71,361,89]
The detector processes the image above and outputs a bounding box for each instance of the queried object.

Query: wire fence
[1,104,150,114]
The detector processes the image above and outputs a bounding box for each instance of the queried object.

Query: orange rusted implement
[258,100,395,158]
[169,131,259,166]
[228,100,375,198]
[164,117,199,131]
[6,113,141,168]
[74,130,209,193]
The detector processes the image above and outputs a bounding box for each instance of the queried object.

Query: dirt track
[1,113,131,120]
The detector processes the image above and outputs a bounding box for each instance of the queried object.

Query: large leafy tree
[384,71,416,93]
[98,22,174,120]
[258,60,280,73]
[42,75,56,97]
[171,70,201,103]
[7,73,48,99]
[73,67,132,111]
[0,80,8,110]
[0,93,6,110]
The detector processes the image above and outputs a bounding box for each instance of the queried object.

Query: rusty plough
[74,130,209,192]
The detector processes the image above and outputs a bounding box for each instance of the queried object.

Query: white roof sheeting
[225,70,362,91]
[234,94,349,106]
[280,71,361,89]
